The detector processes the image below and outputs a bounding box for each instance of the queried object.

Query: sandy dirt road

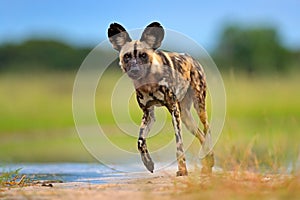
[1,171,300,200]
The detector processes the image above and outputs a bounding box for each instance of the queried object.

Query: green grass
[0,72,75,131]
[0,71,299,173]
[216,73,300,172]
[0,168,24,187]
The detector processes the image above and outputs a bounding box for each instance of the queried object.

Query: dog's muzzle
[128,67,140,78]
[127,62,144,80]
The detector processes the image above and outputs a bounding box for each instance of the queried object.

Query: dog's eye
[140,53,148,60]
[123,53,131,63]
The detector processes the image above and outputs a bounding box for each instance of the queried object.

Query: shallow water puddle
[0,163,128,185]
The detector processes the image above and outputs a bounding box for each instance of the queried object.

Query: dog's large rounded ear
[140,22,164,50]
[108,23,132,51]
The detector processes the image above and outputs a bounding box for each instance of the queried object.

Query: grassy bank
[0,71,299,173]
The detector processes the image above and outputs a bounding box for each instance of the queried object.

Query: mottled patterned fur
[108,22,214,176]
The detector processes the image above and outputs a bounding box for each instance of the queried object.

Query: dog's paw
[141,153,154,173]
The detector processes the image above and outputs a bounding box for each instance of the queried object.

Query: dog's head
[108,22,164,80]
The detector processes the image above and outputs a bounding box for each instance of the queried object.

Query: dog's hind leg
[188,68,214,174]
[180,89,214,174]
[137,107,155,173]
[180,88,206,144]
[193,99,214,174]
[192,87,214,174]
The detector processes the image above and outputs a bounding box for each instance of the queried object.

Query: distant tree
[0,39,91,72]
[213,25,291,74]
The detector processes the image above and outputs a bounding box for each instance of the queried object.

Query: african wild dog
[107,22,214,176]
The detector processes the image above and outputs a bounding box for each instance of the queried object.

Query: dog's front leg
[137,107,155,173]
[169,102,188,176]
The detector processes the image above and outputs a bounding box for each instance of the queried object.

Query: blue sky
[1,0,300,51]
